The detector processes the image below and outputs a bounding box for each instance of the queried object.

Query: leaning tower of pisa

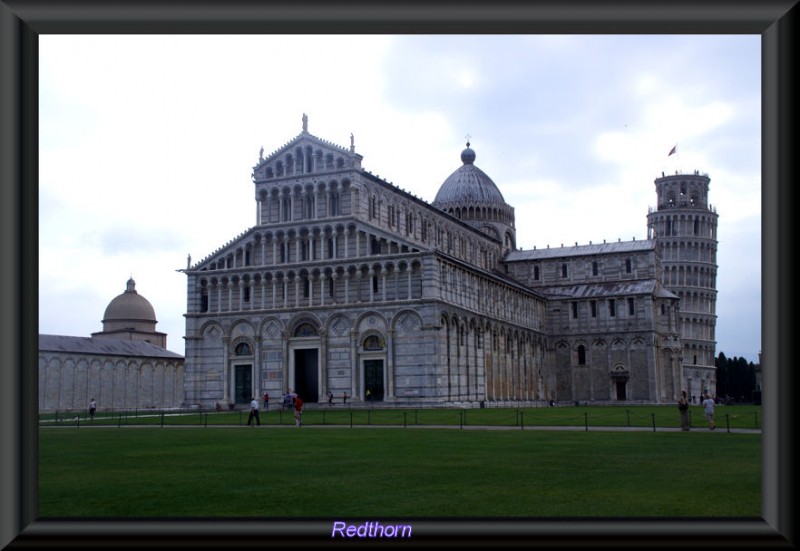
[647,171,719,401]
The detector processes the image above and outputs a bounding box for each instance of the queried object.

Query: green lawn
[39,426,760,518]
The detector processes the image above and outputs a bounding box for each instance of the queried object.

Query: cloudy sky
[39,35,761,361]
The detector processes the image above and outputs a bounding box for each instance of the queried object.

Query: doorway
[293,348,319,403]
[364,359,384,402]
[234,365,252,405]
[615,380,627,401]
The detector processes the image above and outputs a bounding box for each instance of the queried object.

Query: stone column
[386,329,395,399]
[350,330,359,400]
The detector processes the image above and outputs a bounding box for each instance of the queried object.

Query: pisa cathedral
[182,116,718,408]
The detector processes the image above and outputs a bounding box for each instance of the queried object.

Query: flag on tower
[668,145,677,156]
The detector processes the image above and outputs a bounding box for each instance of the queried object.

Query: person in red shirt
[294,395,304,427]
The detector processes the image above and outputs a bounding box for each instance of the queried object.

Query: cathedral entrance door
[615,381,627,401]
[234,365,252,405]
[293,348,319,403]
[364,359,384,402]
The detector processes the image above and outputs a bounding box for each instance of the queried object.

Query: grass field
[39,424,761,518]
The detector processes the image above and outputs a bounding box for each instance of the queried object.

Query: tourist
[327,390,334,405]
[343,391,348,405]
[294,395,304,427]
[263,392,269,410]
[89,398,97,419]
[247,396,261,426]
[702,393,716,430]
[677,390,690,431]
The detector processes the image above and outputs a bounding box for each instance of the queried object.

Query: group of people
[248,391,304,427]
[678,390,717,431]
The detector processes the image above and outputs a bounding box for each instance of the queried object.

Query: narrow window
[201,291,209,312]
[609,299,616,317]
[694,218,700,235]
[372,276,379,293]
[303,278,310,298]
[627,297,635,316]
[592,261,598,276]
[661,303,666,315]
[282,198,291,222]
[327,238,334,259]
[625,258,632,273]
[534,265,540,280]
[577,345,586,365]
[245,250,251,266]
[561,263,568,278]
[244,286,250,302]
[590,300,597,318]
[571,301,578,319]
[329,193,340,216]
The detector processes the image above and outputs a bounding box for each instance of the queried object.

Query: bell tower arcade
[647,171,719,401]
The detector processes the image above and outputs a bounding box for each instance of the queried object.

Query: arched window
[577,345,586,365]
[363,335,384,351]
[329,192,340,216]
[293,323,318,337]
[235,342,251,355]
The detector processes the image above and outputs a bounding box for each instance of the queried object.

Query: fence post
[520,411,524,430]
[651,413,656,432]
[726,413,730,433]
[350,412,353,428]
[404,412,407,428]
[204,413,208,428]
[584,412,588,432]
[459,411,463,430]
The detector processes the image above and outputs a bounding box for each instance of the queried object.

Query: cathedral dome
[433,143,506,206]
[102,278,157,325]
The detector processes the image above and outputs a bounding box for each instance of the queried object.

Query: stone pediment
[190,227,257,271]
[252,116,363,182]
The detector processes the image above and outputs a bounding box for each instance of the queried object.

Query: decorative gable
[252,115,362,183]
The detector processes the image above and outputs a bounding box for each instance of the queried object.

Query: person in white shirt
[702,393,716,430]
[247,397,260,426]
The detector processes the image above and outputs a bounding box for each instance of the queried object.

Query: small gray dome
[433,143,505,206]
[102,278,157,324]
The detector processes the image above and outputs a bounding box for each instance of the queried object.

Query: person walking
[343,391,348,405]
[327,390,334,405]
[702,393,716,430]
[247,397,261,427]
[677,390,690,431]
[294,395,304,427]
[89,398,97,420]
[263,392,269,410]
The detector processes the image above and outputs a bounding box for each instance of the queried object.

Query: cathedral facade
[182,117,717,408]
